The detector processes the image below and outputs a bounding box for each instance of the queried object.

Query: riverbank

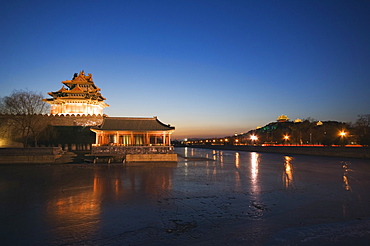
[185,145,370,159]
[0,147,65,164]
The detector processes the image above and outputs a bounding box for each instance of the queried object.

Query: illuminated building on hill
[43,71,109,115]
[277,115,289,122]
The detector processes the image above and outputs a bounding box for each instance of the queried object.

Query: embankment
[186,145,370,159]
[0,147,64,164]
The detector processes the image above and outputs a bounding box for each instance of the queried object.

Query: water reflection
[47,181,101,240]
[46,166,174,243]
[342,161,351,191]
[212,150,217,161]
[250,152,260,194]
[184,147,188,158]
[235,152,240,168]
[219,151,224,166]
[283,156,294,189]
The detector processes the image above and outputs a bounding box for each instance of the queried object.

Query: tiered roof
[44,71,106,101]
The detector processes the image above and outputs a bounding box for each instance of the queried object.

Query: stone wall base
[0,155,59,164]
[0,147,64,164]
[125,154,178,162]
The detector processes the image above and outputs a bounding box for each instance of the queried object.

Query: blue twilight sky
[1,0,369,139]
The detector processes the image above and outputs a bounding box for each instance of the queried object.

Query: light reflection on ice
[250,152,260,194]
[235,152,240,168]
[283,156,294,189]
[342,161,351,191]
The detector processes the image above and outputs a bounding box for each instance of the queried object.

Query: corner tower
[43,71,109,115]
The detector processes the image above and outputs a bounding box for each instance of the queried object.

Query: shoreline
[183,145,370,159]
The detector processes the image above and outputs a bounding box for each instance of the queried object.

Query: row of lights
[184,131,348,145]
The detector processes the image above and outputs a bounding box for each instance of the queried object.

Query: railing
[91,146,174,155]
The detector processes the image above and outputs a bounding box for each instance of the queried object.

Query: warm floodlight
[339,131,346,137]
[250,135,258,141]
[284,135,289,140]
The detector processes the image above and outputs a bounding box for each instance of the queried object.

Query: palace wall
[0,114,104,126]
[46,114,104,126]
[0,114,104,148]
[0,147,64,164]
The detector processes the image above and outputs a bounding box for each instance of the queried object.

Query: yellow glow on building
[43,71,109,115]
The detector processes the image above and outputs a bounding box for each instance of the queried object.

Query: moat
[1,147,369,245]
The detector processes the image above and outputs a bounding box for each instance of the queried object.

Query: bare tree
[0,90,50,147]
[354,114,370,146]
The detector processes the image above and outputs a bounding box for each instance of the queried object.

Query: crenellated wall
[0,114,104,126]
[46,114,104,126]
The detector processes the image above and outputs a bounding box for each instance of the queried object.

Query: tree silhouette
[0,90,50,147]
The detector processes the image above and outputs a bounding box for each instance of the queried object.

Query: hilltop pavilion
[277,115,289,122]
[43,71,109,115]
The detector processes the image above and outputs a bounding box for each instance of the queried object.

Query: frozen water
[0,147,369,245]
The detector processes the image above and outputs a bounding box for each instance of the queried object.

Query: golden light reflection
[342,162,351,191]
[184,147,188,157]
[47,176,103,239]
[235,152,240,168]
[283,156,294,189]
[219,151,224,165]
[47,166,174,240]
[250,152,260,194]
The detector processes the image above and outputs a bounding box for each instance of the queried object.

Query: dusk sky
[1,0,369,139]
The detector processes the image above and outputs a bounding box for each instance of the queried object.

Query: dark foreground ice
[0,147,369,245]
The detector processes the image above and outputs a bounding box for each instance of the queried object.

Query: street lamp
[250,135,258,145]
[339,131,347,146]
[283,135,289,145]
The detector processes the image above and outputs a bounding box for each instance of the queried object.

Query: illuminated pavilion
[42,70,177,161]
[43,71,109,115]
[90,117,175,146]
[90,117,177,161]
[277,115,289,122]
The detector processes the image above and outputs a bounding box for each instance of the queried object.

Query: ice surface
[0,147,369,245]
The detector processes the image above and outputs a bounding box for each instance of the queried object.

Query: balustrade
[92,146,174,155]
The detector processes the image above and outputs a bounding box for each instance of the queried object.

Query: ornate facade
[43,71,109,115]
[90,117,177,160]
[90,117,175,147]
